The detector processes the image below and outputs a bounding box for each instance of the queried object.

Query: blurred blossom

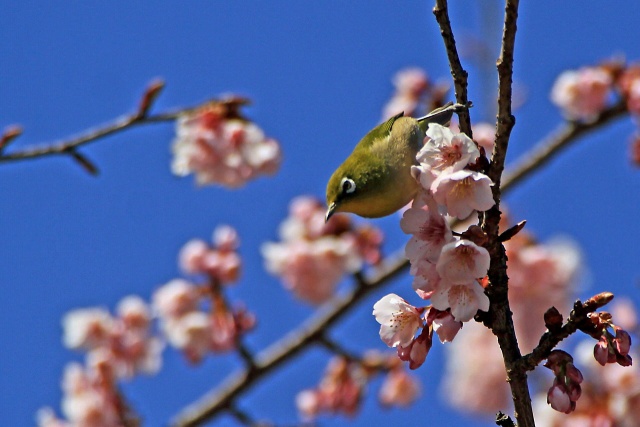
[472,122,495,156]
[618,65,640,115]
[378,368,421,407]
[38,361,126,427]
[178,225,242,285]
[171,99,281,187]
[153,278,254,362]
[382,68,430,120]
[62,308,113,350]
[550,67,613,122]
[62,296,162,379]
[152,278,200,319]
[262,196,382,305]
[296,357,367,419]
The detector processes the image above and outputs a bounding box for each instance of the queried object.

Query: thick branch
[433,0,472,137]
[171,253,409,427]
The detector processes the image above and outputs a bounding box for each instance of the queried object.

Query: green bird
[325,103,464,221]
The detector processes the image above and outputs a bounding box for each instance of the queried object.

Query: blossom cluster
[544,350,584,414]
[262,196,383,305]
[296,354,420,419]
[154,225,254,363]
[372,123,494,369]
[382,67,450,120]
[39,296,162,427]
[171,97,281,187]
[550,61,640,166]
[38,227,256,425]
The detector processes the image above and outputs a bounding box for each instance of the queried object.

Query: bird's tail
[416,102,471,133]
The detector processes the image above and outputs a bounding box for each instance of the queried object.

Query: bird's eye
[341,177,356,194]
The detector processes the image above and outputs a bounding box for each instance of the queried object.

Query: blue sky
[2,1,640,426]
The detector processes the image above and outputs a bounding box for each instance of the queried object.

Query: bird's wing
[358,111,404,149]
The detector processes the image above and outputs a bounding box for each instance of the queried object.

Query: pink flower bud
[547,382,574,414]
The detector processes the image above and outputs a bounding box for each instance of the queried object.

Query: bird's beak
[325,202,337,223]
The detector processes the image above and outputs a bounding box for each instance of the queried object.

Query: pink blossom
[152,279,200,320]
[378,368,421,407]
[436,240,490,284]
[62,308,113,350]
[179,239,209,274]
[401,203,453,264]
[397,331,432,370]
[393,67,429,97]
[263,196,380,305]
[262,238,356,304]
[58,362,122,427]
[431,310,463,343]
[472,122,495,155]
[171,101,281,187]
[382,68,429,119]
[550,67,613,122]
[431,168,494,219]
[213,224,240,251]
[165,311,212,363]
[36,408,69,427]
[417,123,480,172]
[411,260,441,300]
[431,282,489,322]
[547,381,574,414]
[373,294,423,348]
[297,357,366,418]
[201,250,241,284]
[117,295,151,332]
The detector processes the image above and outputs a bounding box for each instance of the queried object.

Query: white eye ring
[341,177,356,194]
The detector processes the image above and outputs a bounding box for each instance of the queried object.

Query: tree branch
[518,293,614,373]
[502,100,628,190]
[432,0,473,137]
[0,80,187,167]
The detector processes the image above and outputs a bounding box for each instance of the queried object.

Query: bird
[325,102,466,221]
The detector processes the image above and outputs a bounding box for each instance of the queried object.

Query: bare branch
[0,80,190,165]
[432,0,473,137]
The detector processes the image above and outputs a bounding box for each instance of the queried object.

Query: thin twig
[479,1,534,426]
[518,293,614,373]
[171,251,409,427]
[0,79,192,167]
[432,0,473,137]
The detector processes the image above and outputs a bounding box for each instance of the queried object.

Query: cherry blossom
[382,68,430,119]
[436,240,490,284]
[178,225,242,285]
[378,368,421,407]
[171,99,281,187]
[373,294,423,348]
[430,281,489,322]
[551,67,613,122]
[417,123,480,172]
[401,202,453,264]
[296,357,367,419]
[263,196,382,305]
[430,168,494,219]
